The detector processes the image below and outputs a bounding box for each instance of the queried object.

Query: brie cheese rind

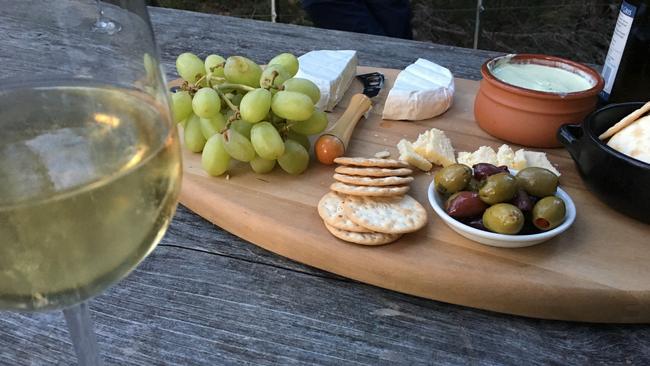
[607,115,650,164]
[295,50,358,111]
[382,58,455,121]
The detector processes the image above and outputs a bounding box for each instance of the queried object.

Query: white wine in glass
[0,83,181,311]
[0,1,182,364]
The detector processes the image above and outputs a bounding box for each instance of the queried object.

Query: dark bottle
[599,0,650,104]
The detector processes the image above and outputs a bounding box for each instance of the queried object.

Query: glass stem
[63,302,103,366]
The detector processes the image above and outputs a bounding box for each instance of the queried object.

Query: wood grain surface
[1,6,649,366]
[178,66,650,323]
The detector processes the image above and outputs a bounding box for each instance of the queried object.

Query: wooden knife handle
[315,93,372,164]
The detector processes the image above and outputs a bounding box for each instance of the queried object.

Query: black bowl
[558,102,650,224]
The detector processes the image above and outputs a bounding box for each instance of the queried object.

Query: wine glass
[0,1,181,364]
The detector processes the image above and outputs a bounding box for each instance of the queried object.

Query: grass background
[151,0,621,64]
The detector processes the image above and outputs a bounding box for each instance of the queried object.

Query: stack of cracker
[318,157,428,246]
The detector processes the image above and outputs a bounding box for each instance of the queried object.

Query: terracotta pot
[474,54,604,148]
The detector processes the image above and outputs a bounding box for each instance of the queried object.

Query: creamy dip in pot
[492,63,593,93]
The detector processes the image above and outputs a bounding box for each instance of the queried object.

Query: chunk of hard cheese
[523,151,561,176]
[513,149,528,170]
[456,146,498,167]
[496,144,515,167]
[397,139,433,171]
[411,128,456,167]
[457,145,560,175]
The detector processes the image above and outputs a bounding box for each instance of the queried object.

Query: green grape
[192,87,221,118]
[288,109,328,135]
[184,114,207,153]
[251,121,285,160]
[171,90,193,123]
[278,140,309,175]
[283,78,321,104]
[176,52,205,83]
[205,54,225,77]
[286,130,310,151]
[240,88,272,123]
[260,64,290,90]
[250,155,276,174]
[202,133,230,176]
[271,91,314,121]
[200,114,226,139]
[224,56,262,87]
[178,118,188,129]
[230,119,254,139]
[223,129,256,162]
[269,53,299,77]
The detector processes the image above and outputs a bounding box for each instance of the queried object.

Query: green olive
[478,172,518,205]
[434,164,472,195]
[482,203,525,234]
[516,167,559,197]
[467,178,481,192]
[532,196,566,230]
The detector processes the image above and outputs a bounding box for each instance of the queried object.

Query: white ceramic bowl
[427,172,577,248]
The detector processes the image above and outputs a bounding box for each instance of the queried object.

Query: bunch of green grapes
[171,52,327,176]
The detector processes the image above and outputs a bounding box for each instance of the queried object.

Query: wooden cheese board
[176,67,650,323]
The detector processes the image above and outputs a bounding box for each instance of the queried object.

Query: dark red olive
[462,217,487,231]
[445,191,490,218]
[472,163,509,181]
[511,188,534,212]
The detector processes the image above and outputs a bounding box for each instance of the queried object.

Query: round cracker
[334,157,408,168]
[333,173,414,187]
[317,192,372,233]
[599,101,650,140]
[335,166,413,177]
[330,182,410,197]
[324,223,401,246]
[344,195,427,234]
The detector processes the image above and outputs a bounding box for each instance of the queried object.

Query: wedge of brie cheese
[295,50,358,111]
[382,58,455,121]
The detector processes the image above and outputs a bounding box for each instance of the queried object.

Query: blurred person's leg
[302,0,411,39]
[364,0,412,39]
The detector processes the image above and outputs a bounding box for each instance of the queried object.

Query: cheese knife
[315,72,385,164]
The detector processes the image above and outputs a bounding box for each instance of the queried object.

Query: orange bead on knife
[314,72,384,165]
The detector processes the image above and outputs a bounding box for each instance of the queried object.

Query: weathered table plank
[3,239,649,365]
[0,5,649,366]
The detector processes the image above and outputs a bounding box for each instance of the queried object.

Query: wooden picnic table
[1,6,649,365]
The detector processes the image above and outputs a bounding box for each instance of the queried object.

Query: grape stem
[215,83,255,92]
[209,76,227,85]
[216,88,240,117]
